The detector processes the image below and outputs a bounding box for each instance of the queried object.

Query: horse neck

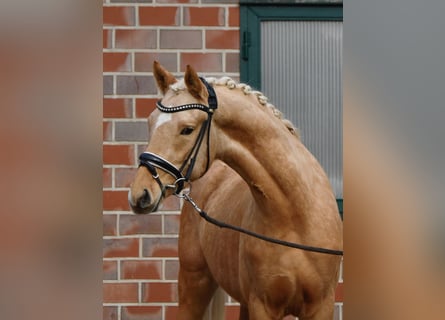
[213,88,320,214]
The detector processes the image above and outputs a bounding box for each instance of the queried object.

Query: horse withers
[128,61,343,320]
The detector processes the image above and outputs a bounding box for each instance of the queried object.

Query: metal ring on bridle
[173,179,192,199]
[164,177,188,194]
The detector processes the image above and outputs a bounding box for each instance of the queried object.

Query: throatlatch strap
[199,77,218,110]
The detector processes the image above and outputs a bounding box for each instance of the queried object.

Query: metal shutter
[261,21,343,198]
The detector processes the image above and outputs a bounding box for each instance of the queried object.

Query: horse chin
[128,185,165,214]
[130,194,163,214]
[130,204,153,215]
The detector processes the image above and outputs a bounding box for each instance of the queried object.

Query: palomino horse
[129,62,343,320]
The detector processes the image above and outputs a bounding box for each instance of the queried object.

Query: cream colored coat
[129,62,343,320]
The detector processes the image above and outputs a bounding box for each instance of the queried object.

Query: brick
[103,214,117,236]
[103,6,135,26]
[103,29,112,49]
[115,121,148,142]
[116,76,157,95]
[184,7,224,26]
[103,144,134,165]
[139,7,179,26]
[180,53,222,72]
[135,99,157,118]
[121,260,162,279]
[165,306,179,320]
[335,282,343,301]
[115,167,137,188]
[228,7,239,27]
[137,144,148,155]
[143,237,178,257]
[103,260,118,280]
[103,190,131,211]
[142,282,178,302]
[103,98,133,118]
[104,75,113,95]
[104,190,129,213]
[122,306,162,320]
[226,52,239,73]
[119,214,162,235]
[103,283,138,303]
[115,29,157,49]
[160,30,202,49]
[103,238,139,258]
[164,259,179,280]
[158,196,181,211]
[103,121,112,141]
[103,306,118,320]
[135,52,177,72]
[157,0,197,3]
[103,167,112,188]
[104,52,131,72]
[206,30,239,49]
[164,214,180,234]
[225,305,240,320]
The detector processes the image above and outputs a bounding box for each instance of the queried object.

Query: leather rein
[138,78,343,256]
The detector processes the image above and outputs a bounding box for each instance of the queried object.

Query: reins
[139,77,343,256]
[182,192,344,256]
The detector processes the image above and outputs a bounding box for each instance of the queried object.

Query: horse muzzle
[128,187,161,214]
[128,152,186,214]
[138,152,185,195]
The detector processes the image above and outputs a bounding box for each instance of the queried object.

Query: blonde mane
[170,77,300,138]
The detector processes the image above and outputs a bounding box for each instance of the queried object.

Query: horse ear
[184,65,205,100]
[153,61,177,95]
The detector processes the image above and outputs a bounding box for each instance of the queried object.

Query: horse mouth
[128,189,163,214]
[130,204,154,214]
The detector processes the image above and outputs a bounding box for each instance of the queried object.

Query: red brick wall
[103,1,343,319]
[103,0,240,319]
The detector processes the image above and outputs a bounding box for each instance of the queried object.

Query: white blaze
[154,113,172,130]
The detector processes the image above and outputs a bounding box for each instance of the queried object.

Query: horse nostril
[143,189,149,201]
[137,189,151,208]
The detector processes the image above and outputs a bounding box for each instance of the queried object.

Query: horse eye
[180,127,194,135]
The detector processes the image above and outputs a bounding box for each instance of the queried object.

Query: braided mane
[170,77,300,138]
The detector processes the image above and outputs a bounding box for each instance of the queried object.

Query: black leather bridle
[138,77,217,197]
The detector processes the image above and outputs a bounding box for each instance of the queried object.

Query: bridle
[138,77,217,198]
[138,78,343,256]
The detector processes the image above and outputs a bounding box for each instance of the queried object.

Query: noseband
[138,77,218,196]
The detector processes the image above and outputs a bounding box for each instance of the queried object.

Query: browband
[155,77,218,114]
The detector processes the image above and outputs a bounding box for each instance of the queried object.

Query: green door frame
[240,4,343,88]
[239,3,343,218]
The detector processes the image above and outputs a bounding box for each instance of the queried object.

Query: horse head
[129,62,217,214]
